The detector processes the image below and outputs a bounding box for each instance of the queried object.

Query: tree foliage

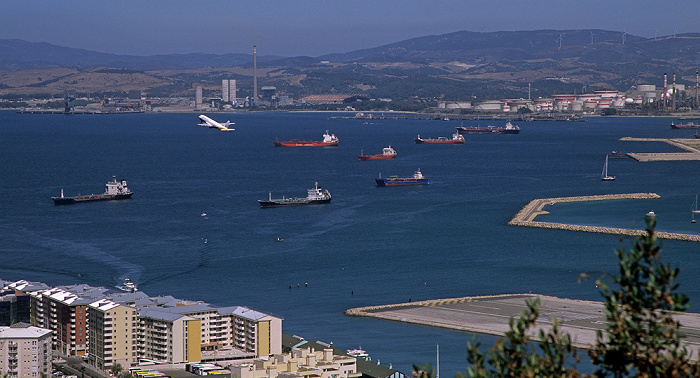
[589,217,699,377]
[415,219,699,377]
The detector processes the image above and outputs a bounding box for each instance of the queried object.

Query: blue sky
[2,0,698,57]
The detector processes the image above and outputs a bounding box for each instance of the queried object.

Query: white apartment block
[0,323,52,378]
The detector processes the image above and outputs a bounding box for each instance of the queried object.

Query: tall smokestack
[672,73,676,111]
[663,73,668,110]
[253,45,257,107]
[696,69,698,109]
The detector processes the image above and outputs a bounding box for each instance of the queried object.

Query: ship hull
[273,141,338,147]
[671,124,700,129]
[414,139,465,144]
[52,193,134,205]
[375,178,429,186]
[258,198,332,207]
[456,127,520,134]
[358,154,396,161]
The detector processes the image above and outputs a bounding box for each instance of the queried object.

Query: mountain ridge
[2,30,700,101]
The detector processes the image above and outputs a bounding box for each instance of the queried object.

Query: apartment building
[169,304,282,357]
[29,287,92,356]
[0,323,52,377]
[139,308,201,363]
[88,299,139,370]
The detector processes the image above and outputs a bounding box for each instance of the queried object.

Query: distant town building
[196,86,203,110]
[223,79,237,104]
[261,86,277,107]
[0,323,52,378]
[300,94,365,105]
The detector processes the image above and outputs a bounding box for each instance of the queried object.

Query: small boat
[52,176,133,205]
[358,146,397,161]
[456,121,520,135]
[116,278,137,293]
[692,195,700,223]
[347,348,371,360]
[376,169,429,186]
[273,131,338,147]
[415,132,465,144]
[601,155,615,181]
[259,182,331,207]
[671,122,700,129]
[608,151,627,158]
[646,210,656,218]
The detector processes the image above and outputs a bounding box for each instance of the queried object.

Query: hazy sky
[2,0,698,57]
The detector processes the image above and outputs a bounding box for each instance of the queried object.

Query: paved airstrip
[345,294,700,356]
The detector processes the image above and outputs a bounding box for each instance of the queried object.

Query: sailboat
[692,195,700,223]
[601,155,616,181]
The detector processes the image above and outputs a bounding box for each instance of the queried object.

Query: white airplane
[198,115,235,131]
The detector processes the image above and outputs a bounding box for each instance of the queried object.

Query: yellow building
[88,299,138,370]
[139,308,201,363]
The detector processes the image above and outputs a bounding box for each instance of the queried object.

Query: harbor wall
[508,193,700,242]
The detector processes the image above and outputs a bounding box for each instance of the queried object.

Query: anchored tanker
[198,115,235,131]
[52,177,133,205]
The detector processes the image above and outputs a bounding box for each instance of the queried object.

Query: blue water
[1,111,699,375]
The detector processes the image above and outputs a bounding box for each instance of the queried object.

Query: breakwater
[509,193,700,242]
[621,137,700,161]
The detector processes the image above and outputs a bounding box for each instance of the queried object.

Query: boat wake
[0,225,144,283]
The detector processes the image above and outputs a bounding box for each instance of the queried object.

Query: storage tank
[445,101,472,109]
[474,101,502,111]
[637,84,656,92]
[571,101,584,112]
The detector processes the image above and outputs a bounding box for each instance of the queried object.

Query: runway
[346,294,700,357]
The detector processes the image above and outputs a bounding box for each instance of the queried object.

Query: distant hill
[0,39,282,72]
[2,30,700,102]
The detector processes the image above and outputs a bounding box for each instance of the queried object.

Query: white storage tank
[475,101,502,111]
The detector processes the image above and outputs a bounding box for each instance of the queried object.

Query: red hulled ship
[358,146,397,161]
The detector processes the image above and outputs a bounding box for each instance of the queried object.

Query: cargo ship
[375,169,428,186]
[52,177,133,205]
[671,122,700,129]
[456,121,520,134]
[273,131,338,147]
[415,132,465,144]
[358,146,397,161]
[259,182,331,207]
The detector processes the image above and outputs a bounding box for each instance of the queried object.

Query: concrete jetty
[345,294,700,356]
[508,193,700,242]
[621,137,700,162]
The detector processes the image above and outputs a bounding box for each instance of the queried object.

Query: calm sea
[1,110,699,375]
